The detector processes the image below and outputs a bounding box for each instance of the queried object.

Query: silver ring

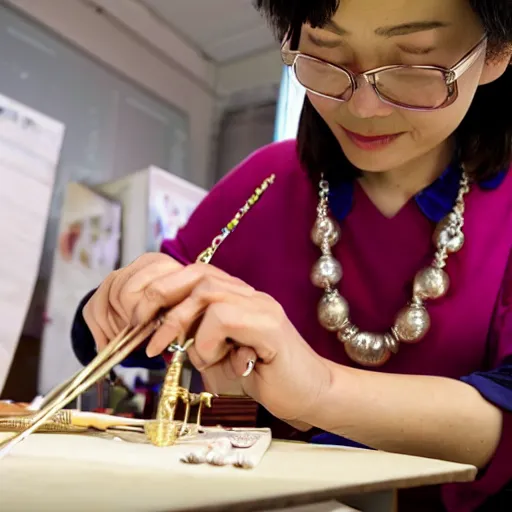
[168,338,195,353]
[242,359,255,377]
[168,343,186,353]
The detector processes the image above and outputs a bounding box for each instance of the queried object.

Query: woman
[72,0,512,510]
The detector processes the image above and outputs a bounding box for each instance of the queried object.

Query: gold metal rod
[0,319,160,459]
[35,374,79,410]
[32,325,132,413]
[0,418,87,433]
[59,325,132,405]
[0,409,146,433]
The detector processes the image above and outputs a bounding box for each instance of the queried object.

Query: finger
[106,309,125,337]
[193,301,277,370]
[145,310,191,358]
[133,263,253,326]
[189,304,233,370]
[186,344,209,374]
[196,350,256,397]
[230,346,258,378]
[193,358,242,396]
[82,300,109,351]
[110,255,181,324]
[187,346,252,382]
[81,271,121,347]
[145,277,254,357]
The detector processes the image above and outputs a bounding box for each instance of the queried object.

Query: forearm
[304,361,503,468]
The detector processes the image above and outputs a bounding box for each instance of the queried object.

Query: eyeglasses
[281,36,487,111]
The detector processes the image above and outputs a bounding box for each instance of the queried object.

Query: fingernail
[146,345,157,358]
[242,359,255,377]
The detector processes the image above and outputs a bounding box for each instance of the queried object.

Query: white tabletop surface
[0,433,476,512]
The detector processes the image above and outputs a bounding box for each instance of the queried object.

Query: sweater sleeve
[443,251,512,511]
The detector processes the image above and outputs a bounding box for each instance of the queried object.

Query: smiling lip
[342,128,404,151]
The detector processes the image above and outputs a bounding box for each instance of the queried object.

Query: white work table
[0,433,476,512]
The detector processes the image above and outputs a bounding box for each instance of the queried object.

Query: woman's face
[301,0,489,173]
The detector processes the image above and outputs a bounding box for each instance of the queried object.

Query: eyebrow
[324,20,450,37]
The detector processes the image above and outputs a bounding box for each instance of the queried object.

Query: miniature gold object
[144,338,214,447]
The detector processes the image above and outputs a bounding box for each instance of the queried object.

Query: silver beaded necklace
[311,171,470,367]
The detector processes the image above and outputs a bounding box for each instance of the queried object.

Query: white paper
[147,167,207,252]
[38,183,121,394]
[0,93,65,393]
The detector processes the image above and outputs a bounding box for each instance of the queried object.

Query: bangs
[254,0,340,43]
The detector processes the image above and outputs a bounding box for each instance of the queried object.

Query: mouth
[341,128,405,151]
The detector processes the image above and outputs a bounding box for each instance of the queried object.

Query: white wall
[88,0,215,87]
[216,48,283,98]
[6,0,217,188]
[5,0,284,188]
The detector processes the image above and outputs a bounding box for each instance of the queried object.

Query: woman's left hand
[133,263,332,423]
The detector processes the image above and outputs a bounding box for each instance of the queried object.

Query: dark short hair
[255,0,512,185]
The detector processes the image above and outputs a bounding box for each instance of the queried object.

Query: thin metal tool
[0,318,162,460]
[0,409,147,433]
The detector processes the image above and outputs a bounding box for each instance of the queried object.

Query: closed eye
[398,45,436,55]
[306,32,343,49]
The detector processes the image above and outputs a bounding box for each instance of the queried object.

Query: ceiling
[138,0,276,63]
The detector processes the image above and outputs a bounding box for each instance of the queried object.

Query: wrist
[299,357,340,428]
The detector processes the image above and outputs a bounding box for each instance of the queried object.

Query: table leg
[340,490,397,512]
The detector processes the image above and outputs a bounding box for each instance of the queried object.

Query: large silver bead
[342,331,392,367]
[413,267,450,300]
[433,216,464,253]
[311,217,340,247]
[311,255,342,288]
[392,305,430,343]
[317,291,349,331]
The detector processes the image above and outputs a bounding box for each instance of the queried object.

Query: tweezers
[0,316,163,460]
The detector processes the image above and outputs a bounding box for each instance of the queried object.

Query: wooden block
[200,396,260,427]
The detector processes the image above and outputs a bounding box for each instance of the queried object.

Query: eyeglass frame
[281,35,488,111]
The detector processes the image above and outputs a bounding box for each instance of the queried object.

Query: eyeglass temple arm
[450,38,487,82]
[280,36,299,66]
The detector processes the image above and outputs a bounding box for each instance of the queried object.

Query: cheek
[401,110,460,145]
[307,92,339,119]
[405,82,479,143]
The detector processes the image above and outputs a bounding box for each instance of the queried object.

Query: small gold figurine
[144,339,214,447]
[190,392,214,428]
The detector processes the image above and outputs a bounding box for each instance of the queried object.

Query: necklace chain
[311,171,471,367]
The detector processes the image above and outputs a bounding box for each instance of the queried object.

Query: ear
[479,48,512,85]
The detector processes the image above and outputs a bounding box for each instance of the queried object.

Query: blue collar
[328,165,508,223]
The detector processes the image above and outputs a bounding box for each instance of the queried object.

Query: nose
[346,76,394,119]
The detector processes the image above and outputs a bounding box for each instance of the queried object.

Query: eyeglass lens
[294,57,450,108]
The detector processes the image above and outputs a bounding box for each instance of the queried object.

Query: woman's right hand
[82,252,248,397]
[82,252,183,352]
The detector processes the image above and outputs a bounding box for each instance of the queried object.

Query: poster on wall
[96,166,207,392]
[0,93,65,393]
[147,167,207,253]
[38,183,121,395]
